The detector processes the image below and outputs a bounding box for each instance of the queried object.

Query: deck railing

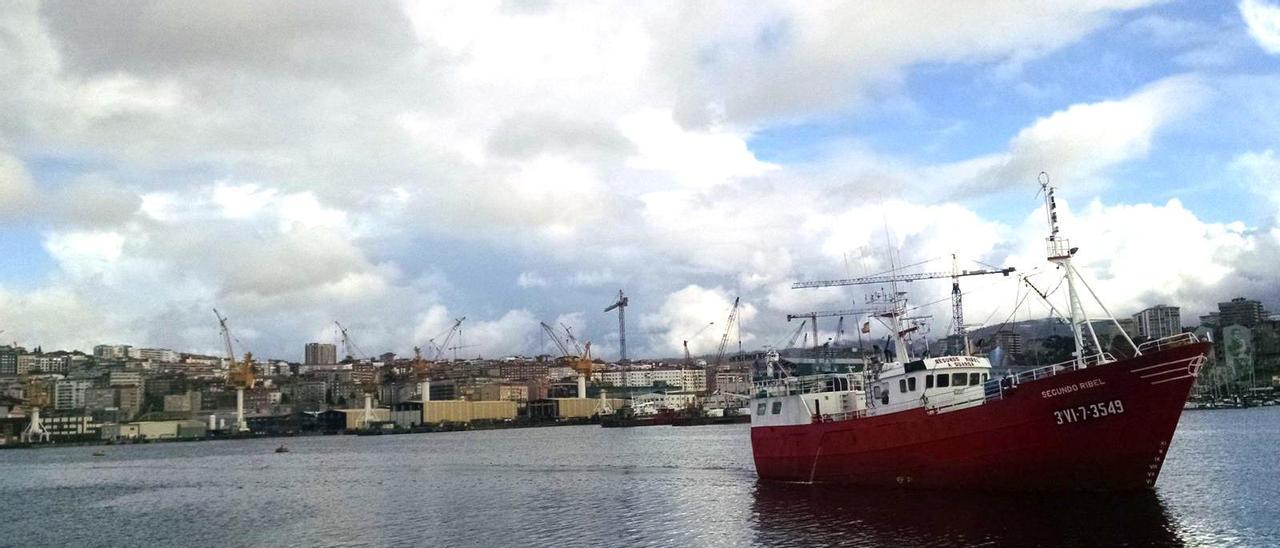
[1010,351,1115,385]
[754,374,860,398]
[1137,332,1200,353]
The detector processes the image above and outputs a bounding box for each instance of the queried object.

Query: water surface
[1,407,1276,547]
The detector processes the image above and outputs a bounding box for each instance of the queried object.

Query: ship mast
[1038,172,1140,364]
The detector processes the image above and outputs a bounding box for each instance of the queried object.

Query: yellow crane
[20,377,51,443]
[215,308,253,433]
[541,321,592,397]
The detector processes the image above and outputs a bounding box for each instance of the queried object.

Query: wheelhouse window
[899,379,907,393]
[925,375,934,389]
[756,402,766,416]
[982,373,989,382]
[969,373,981,386]
[936,374,949,388]
[952,373,967,386]
[908,377,917,391]
[771,401,782,414]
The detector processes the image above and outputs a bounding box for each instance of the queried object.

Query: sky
[1,0,1279,362]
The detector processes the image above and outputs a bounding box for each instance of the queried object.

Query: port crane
[20,377,50,443]
[558,324,594,380]
[334,321,366,362]
[427,317,466,361]
[541,321,592,398]
[792,260,1014,355]
[707,297,742,393]
[682,321,716,366]
[447,343,478,361]
[779,320,806,349]
[560,323,584,355]
[713,297,742,367]
[786,307,879,352]
[336,321,381,428]
[541,321,573,357]
[603,290,629,363]
[215,309,254,432]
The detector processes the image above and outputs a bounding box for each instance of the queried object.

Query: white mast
[1039,172,1139,365]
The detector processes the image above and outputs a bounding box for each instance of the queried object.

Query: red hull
[751,342,1209,491]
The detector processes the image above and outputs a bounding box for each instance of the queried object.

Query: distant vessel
[275,445,289,453]
[750,176,1211,491]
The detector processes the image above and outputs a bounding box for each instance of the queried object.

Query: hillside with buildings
[2,297,1277,445]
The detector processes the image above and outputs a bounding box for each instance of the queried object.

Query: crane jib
[791,266,1015,289]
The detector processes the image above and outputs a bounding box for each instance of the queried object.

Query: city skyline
[2,2,1280,361]
[4,295,1272,367]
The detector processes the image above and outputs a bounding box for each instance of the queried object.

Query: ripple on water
[0,410,1276,547]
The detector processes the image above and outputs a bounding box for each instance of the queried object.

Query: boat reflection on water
[748,481,1185,547]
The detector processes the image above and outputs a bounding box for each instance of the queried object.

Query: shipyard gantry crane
[792,261,1014,355]
[603,290,629,363]
[215,308,253,433]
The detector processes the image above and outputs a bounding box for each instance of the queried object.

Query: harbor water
[1,406,1276,547]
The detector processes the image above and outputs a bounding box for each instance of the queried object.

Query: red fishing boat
[750,176,1210,491]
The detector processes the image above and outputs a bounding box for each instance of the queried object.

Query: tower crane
[603,290,629,363]
[792,262,1014,356]
[335,321,381,428]
[334,321,366,361]
[215,308,253,433]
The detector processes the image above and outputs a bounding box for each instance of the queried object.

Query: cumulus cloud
[1240,0,1280,54]
[1231,149,1280,207]
[641,285,758,358]
[965,75,1208,196]
[0,152,36,217]
[517,271,549,288]
[1005,198,1255,319]
[0,1,1274,362]
[656,1,1160,126]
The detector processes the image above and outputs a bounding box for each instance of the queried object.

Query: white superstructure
[751,355,993,428]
